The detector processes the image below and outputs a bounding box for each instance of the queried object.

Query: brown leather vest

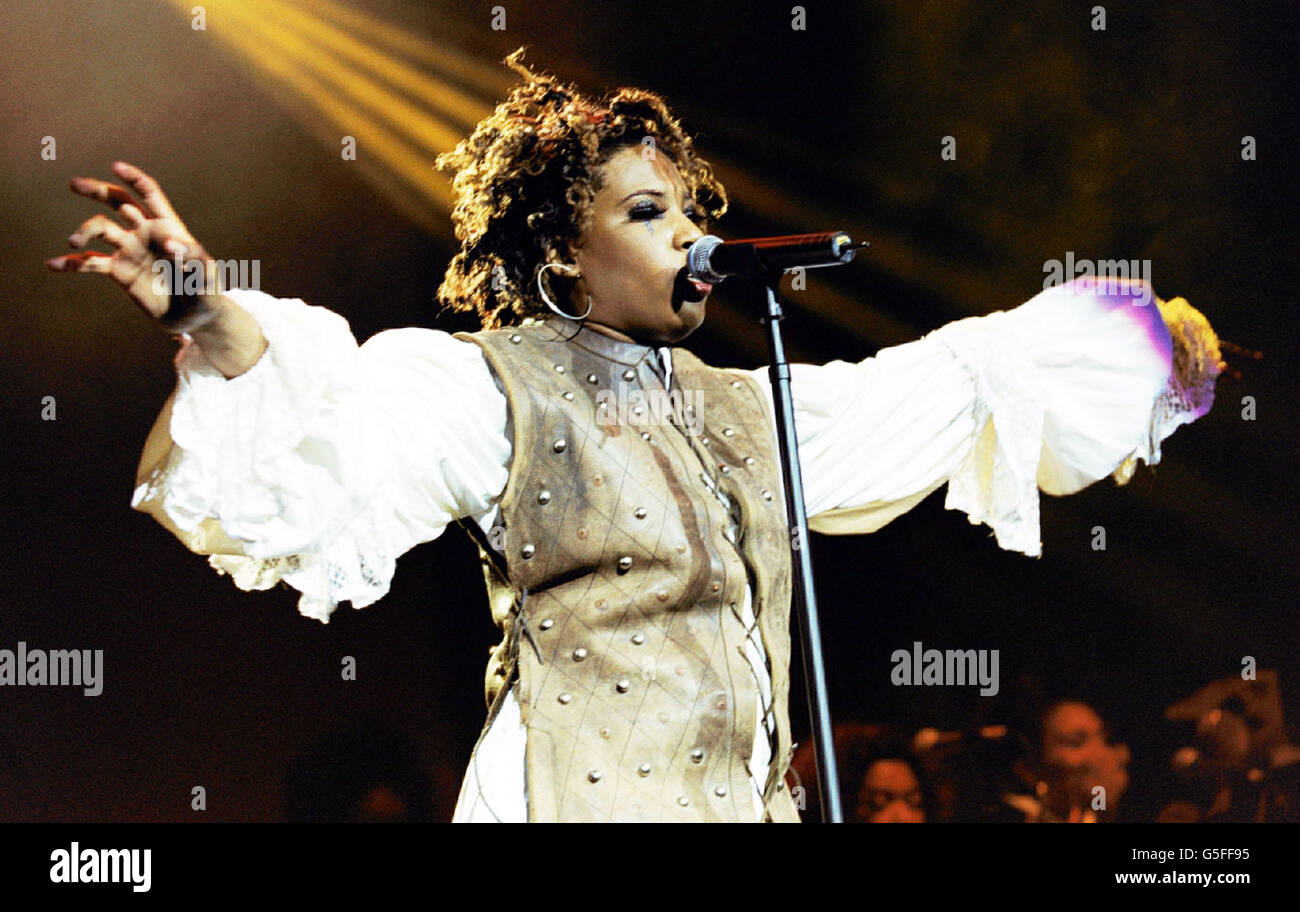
[454,315,800,822]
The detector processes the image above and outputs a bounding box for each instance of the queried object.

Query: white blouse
[131,278,1218,822]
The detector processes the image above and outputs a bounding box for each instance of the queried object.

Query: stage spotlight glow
[161,0,508,234]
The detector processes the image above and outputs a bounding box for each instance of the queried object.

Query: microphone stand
[758,267,843,823]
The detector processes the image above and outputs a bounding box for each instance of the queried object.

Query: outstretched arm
[130,288,512,622]
[748,278,1222,556]
[37,162,511,622]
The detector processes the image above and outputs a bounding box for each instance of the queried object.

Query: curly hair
[435,47,728,330]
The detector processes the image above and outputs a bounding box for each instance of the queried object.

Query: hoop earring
[537,262,593,320]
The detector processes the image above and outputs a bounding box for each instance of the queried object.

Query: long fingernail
[46,257,64,269]
[68,234,82,247]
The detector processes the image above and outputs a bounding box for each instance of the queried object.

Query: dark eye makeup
[628,199,707,225]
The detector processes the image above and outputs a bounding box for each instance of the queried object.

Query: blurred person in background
[1159,670,1300,822]
[790,723,932,822]
[1001,699,1131,823]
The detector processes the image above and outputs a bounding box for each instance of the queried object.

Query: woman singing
[46,48,1222,822]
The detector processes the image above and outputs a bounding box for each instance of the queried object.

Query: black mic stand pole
[758,267,843,823]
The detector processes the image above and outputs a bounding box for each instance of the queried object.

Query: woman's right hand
[47,161,267,377]
[46,161,223,334]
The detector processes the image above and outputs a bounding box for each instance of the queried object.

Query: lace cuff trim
[206,511,397,624]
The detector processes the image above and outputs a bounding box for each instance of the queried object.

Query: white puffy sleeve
[130,288,511,622]
[749,277,1222,556]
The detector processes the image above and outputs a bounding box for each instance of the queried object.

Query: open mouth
[673,266,713,310]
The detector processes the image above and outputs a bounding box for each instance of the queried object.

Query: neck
[582,320,639,345]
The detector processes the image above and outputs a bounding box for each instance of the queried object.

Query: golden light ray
[259,0,493,132]
[161,0,501,234]
[213,4,466,159]
[275,0,518,98]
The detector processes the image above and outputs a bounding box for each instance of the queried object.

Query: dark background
[1,0,1295,821]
